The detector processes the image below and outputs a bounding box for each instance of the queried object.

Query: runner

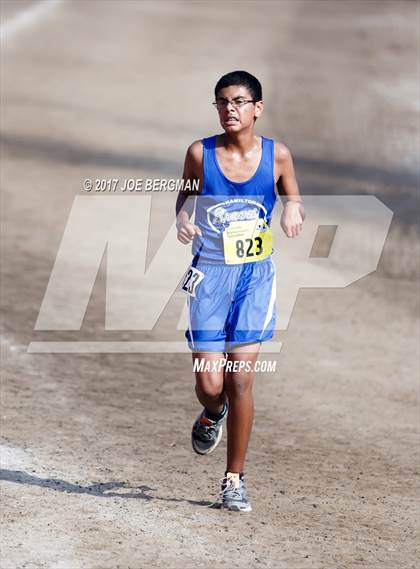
[176,71,305,512]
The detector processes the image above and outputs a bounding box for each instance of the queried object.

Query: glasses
[212,98,256,110]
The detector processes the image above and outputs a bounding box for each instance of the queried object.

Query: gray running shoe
[220,473,252,512]
[191,403,228,455]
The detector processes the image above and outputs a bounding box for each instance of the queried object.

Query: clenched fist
[177,221,202,244]
[280,201,305,238]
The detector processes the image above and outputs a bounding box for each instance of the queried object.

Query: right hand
[177,221,202,244]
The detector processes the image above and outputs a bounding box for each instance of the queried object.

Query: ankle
[225,470,244,480]
[204,401,227,421]
[224,471,244,488]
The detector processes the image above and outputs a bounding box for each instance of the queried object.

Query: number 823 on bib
[222,219,273,264]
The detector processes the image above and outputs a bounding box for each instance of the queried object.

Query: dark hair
[214,70,262,102]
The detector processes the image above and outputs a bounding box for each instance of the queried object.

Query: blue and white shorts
[181,257,277,352]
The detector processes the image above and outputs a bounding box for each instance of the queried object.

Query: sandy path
[1,1,418,568]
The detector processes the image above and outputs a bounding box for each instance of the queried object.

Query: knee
[196,375,224,400]
[225,373,253,399]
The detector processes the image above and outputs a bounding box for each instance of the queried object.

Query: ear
[254,100,264,119]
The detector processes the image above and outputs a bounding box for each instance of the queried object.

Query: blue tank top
[192,134,277,263]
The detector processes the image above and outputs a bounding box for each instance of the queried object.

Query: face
[215,85,263,132]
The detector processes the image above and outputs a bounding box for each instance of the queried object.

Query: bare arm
[275,143,305,238]
[176,141,203,244]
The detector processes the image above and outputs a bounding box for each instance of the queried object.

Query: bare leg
[192,351,227,414]
[224,343,260,473]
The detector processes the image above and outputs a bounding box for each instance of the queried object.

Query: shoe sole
[191,423,223,455]
[221,502,252,512]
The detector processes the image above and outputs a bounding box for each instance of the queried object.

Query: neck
[222,128,257,153]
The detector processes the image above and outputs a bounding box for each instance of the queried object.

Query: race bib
[222,219,273,264]
[180,265,204,297]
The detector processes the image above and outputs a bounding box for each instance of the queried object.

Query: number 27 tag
[180,266,205,297]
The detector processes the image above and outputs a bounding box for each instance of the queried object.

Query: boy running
[176,71,305,512]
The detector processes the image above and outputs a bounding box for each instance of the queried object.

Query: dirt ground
[1,1,419,568]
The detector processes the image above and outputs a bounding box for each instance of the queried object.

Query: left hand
[280,201,305,238]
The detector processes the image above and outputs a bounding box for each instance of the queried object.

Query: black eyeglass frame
[212,98,257,110]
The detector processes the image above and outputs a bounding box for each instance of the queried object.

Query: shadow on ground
[0,468,213,507]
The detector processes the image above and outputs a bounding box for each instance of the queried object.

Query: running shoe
[219,472,252,512]
[191,403,228,455]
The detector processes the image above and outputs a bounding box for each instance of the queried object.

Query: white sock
[226,472,240,488]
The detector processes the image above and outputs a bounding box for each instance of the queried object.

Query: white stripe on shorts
[259,262,276,340]
[187,295,194,349]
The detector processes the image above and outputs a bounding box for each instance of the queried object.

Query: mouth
[223,117,239,125]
